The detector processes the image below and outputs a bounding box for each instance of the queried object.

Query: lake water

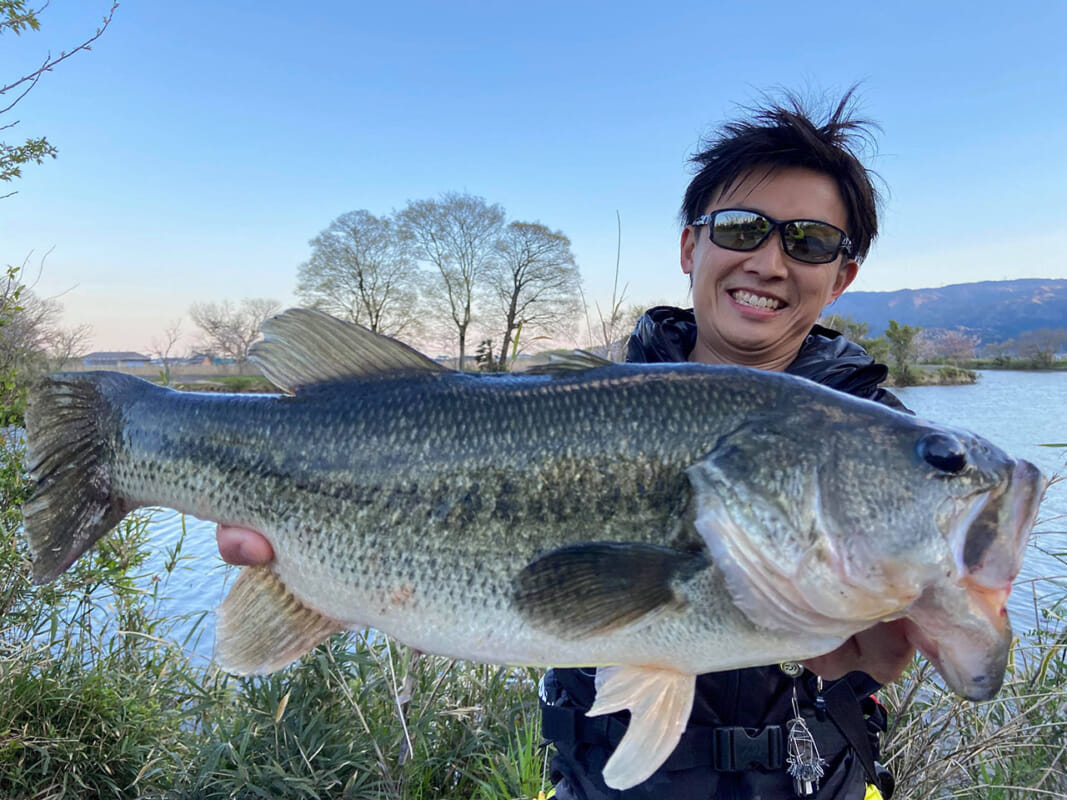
[134,370,1067,664]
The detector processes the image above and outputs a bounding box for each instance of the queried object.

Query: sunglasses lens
[782,221,844,263]
[710,210,773,251]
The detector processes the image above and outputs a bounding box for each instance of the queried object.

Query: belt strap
[821,680,882,790]
[543,703,810,772]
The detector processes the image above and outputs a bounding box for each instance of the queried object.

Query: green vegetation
[0,265,28,425]
[883,320,922,386]
[961,357,1067,372]
[932,364,978,385]
[174,374,278,394]
[2,1,117,195]
[0,437,202,797]
[821,315,984,386]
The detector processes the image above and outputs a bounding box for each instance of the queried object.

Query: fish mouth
[950,460,1046,590]
[906,459,1046,701]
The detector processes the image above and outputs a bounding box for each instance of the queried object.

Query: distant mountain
[828,279,1067,343]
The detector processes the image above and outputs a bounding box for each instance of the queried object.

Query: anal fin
[589,665,696,790]
[216,566,344,675]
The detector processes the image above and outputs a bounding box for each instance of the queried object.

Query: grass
[172,375,277,393]
[879,613,1067,798]
[177,639,546,799]
[0,435,204,798]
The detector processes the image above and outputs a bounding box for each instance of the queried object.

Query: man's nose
[741,232,789,278]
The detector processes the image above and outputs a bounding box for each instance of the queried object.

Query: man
[541,91,910,799]
[216,89,911,799]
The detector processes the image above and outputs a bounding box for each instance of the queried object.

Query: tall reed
[0,434,206,797]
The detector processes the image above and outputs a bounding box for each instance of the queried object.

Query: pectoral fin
[589,665,695,790]
[512,542,708,638]
[215,566,344,675]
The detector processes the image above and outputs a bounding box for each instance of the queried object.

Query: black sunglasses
[691,208,854,265]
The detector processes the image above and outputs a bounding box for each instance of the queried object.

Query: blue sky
[2,0,1065,351]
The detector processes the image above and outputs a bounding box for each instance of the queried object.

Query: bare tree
[397,193,504,369]
[149,319,184,386]
[915,328,980,365]
[2,1,118,197]
[297,210,422,338]
[0,256,89,420]
[983,339,1014,366]
[45,321,91,370]
[1015,328,1067,369]
[189,298,279,371]
[0,265,57,376]
[491,221,582,367]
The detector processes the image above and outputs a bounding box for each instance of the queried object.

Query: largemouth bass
[23,309,1045,790]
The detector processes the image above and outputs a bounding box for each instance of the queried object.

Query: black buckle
[712,725,784,771]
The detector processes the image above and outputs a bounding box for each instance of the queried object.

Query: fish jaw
[902,577,1013,701]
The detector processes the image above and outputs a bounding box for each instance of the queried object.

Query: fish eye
[918,432,968,474]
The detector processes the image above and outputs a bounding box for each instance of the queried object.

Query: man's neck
[687,340,793,373]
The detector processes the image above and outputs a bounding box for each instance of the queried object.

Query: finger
[217,524,275,566]
[800,639,859,681]
[801,622,916,684]
[855,620,915,684]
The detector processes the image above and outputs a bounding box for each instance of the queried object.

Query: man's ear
[680,226,697,276]
[828,259,859,302]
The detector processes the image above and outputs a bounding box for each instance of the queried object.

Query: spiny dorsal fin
[590,665,696,789]
[249,308,445,394]
[523,349,615,377]
[215,566,345,675]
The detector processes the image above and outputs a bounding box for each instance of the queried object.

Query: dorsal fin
[523,349,614,377]
[249,308,446,393]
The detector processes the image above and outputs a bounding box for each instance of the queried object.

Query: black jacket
[542,307,908,800]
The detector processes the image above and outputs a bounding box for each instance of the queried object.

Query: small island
[820,314,1066,388]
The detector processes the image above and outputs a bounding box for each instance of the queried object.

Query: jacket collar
[624,305,891,400]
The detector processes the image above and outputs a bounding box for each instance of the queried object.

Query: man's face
[681,165,859,371]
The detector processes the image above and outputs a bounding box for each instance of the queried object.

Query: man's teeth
[732,290,782,310]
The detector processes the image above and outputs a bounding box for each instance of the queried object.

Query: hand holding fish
[801,620,915,685]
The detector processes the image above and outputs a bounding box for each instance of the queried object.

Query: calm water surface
[139,370,1067,663]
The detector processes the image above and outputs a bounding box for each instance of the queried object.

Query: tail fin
[23,371,145,584]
